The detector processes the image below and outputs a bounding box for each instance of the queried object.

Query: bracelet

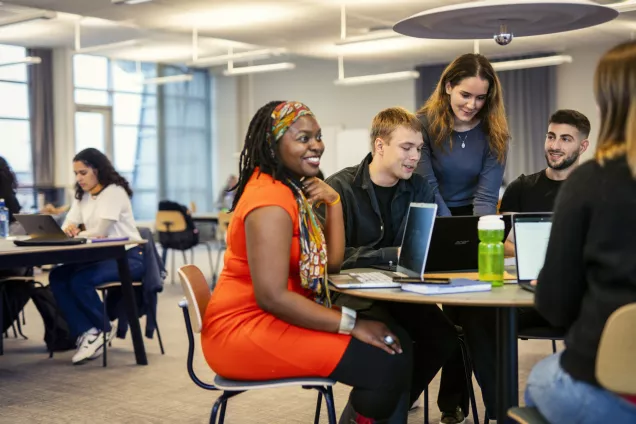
[338,306,357,335]
[326,194,341,207]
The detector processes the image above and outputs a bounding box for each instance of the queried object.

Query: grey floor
[0,246,557,423]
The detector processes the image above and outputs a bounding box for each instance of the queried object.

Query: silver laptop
[13,214,87,246]
[328,203,438,289]
[513,213,552,292]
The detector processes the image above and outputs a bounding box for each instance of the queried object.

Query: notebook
[401,278,492,295]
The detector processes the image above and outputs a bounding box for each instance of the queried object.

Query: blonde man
[322,107,456,423]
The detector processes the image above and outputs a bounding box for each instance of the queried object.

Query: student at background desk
[49,148,145,365]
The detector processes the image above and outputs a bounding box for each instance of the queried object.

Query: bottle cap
[478,215,504,230]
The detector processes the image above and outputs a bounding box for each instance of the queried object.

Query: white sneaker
[72,328,105,364]
[89,326,116,359]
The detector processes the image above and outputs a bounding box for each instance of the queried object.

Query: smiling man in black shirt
[500,109,591,256]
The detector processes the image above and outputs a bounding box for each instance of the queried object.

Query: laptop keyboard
[350,272,395,285]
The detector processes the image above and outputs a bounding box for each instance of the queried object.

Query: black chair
[156,200,213,284]
[96,281,164,367]
[518,326,565,354]
[178,264,337,424]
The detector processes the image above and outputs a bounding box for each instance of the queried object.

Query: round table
[331,271,534,424]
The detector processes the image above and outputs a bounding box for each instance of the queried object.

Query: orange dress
[201,171,350,380]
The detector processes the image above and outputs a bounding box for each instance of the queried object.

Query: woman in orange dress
[201,101,413,423]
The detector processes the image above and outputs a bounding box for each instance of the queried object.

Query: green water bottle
[478,215,505,287]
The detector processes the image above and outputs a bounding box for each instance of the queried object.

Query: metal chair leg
[171,249,176,284]
[21,308,25,325]
[218,400,228,424]
[148,306,165,355]
[552,339,557,353]
[324,386,337,424]
[102,289,107,368]
[206,243,214,285]
[424,386,429,424]
[209,397,224,424]
[313,391,323,424]
[458,336,479,424]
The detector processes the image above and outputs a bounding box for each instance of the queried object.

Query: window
[0,45,31,186]
[160,66,212,212]
[73,55,213,220]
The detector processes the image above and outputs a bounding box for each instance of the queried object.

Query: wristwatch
[338,306,357,335]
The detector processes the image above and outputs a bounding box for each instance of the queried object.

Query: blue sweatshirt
[416,116,505,216]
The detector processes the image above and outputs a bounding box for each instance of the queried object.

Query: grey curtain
[27,48,55,186]
[415,56,556,183]
[498,64,556,183]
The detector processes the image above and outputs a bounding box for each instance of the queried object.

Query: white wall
[212,57,417,184]
[556,43,615,162]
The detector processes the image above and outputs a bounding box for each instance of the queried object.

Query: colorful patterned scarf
[270,101,331,307]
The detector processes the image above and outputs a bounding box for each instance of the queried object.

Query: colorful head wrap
[270,101,331,307]
[271,101,315,142]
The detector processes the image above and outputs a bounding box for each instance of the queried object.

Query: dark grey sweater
[536,156,636,385]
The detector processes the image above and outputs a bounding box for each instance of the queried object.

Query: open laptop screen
[397,203,437,278]
[514,214,552,281]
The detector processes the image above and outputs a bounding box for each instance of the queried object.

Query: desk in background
[0,239,148,365]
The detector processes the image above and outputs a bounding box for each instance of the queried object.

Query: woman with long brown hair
[416,53,509,217]
[525,40,636,424]
[416,53,510,423]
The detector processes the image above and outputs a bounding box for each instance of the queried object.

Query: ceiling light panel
[168,4,300,31]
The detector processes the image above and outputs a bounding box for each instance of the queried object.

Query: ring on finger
[383,335,394,345]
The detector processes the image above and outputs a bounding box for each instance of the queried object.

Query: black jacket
[324,153,435,270]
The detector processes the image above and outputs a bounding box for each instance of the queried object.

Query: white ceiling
[2,0,636,68]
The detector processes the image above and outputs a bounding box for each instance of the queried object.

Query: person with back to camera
[525,40,636,424]
[49,148,145,365]
[415,53,510,423]
[201,100,413,423]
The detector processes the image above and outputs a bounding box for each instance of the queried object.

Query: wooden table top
[0,239,146,256]
[330,270,533,307]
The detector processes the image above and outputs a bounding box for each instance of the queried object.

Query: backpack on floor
[29,283,76,352]
[1,280,31,333]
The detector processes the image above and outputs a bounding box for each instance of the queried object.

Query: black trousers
[329,318,413,421]
[437,306,498,417]
[438,204,498,417]
[332,297,457,421]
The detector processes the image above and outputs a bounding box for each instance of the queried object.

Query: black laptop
[512,213,553,293]
[13,214,87,246]
[373,214,512,273]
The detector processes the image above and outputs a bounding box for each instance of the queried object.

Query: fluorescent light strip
[492,55,572,72]
[74,39,143,54]
[188,48,287,67]
[0,56,42,67]
[223,62,295,76]
[0,10,56,28]
[142,74,193,85]
[334,71,420,86]
[112,0,154,5]
[335,30,402,46]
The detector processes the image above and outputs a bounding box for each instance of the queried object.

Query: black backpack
[1,280,31,333]
[29,283,76,352]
